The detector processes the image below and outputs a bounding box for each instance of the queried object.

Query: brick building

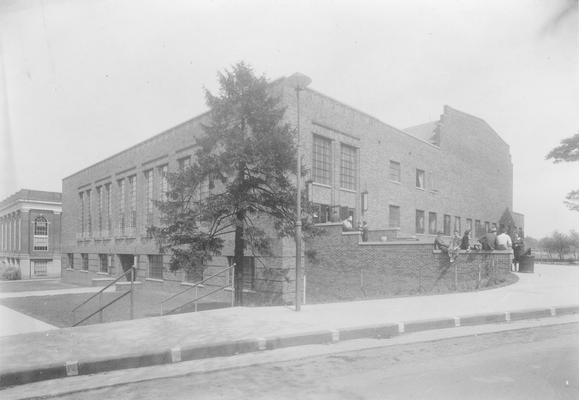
[61,73,523,301]
[0,189,62,278]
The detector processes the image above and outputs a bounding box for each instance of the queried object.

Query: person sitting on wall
[342,216,353,231]
[479,227,497,251]
[360,220,369,242]
[434,231,449,252]
[495,229,513,251]
[460,230,472,250]
[448,230,462,263]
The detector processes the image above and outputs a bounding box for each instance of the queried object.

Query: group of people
[342,216,369,242]
[434,227,525,269]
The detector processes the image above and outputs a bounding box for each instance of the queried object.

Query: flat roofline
[63,111,210,181]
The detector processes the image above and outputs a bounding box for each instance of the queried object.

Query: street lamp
[286,72,311,312]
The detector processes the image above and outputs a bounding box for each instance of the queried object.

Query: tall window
[443,214,451,235]
[466,218,473,233]
[485,221,490,233]
[33,216,49,251]
[454,216,461,234]
[389,161,401,182]
[68,253,74,269]
[81,253,89,271]
[416,210,425,234]
[340,144,357,190]
[105,183,112,234]
[416,169,425,189]
[128,175,137,229]
[428,212,437,234]
[312,203,331,224]
[96,186,103,233]
[389,205,400,228]
[158,165,168,201]
[475,220,482,237]
[79,192,85,235]
[312,135,332,185]
[118,179,126,231]
[144,170,154,226]
[86,190,92,235]
[99,254,109,274]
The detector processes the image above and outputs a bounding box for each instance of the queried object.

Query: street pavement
[0,264,578,388]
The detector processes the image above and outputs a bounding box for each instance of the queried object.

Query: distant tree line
[524,230,579,261]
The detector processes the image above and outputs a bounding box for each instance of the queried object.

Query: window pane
[416,169,425,189]
[312,135,332,185]
[415,210,425,234]
[443,214,451,235]
[389,205,400,228]
[429,212,437,234]
[454,217,461,234]
[389,161,401,182]
[340,144,357,190]
[148,255,164,280]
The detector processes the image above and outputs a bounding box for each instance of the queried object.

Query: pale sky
[0,0,577,238]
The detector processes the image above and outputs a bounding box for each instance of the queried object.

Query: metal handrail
[72,290,131,327]
[160,263,235,315]
[72,266,136,326]
[163,285,227,315]
[160,264,235,306]
[72,266,136,312]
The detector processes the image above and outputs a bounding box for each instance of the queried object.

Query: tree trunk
[233,210,245,306]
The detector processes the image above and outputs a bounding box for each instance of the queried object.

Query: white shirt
[495,233,512,249]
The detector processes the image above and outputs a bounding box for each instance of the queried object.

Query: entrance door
[118,254,136,281]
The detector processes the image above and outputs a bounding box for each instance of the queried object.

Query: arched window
[33,217,49,251]
[34,217,48,236]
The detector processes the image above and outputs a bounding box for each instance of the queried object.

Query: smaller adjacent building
[0,189,62,279]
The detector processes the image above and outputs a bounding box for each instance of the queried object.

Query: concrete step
[115,281,143,292]
[91,278,115,287]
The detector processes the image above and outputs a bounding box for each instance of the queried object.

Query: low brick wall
[305,224,513,303]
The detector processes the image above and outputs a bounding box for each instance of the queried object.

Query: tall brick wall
[305,224,512,303]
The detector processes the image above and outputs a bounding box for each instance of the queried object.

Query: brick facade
[0,189,62,279]
[305,224,512,303]
[61,73,522,304]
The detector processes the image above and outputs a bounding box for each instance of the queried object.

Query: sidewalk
[0,286,114,300]
[1,264,578,387]
[0,305,57,337]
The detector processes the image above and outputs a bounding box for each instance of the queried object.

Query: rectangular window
[32,260,48,276]
[340,144,357,190]
[105,183,112,234]
[99,254,108,274]
[68,253,74,269]
[416,169,425,189]
[178,156,191,171]
[86,189,92,235]
[475,220,482,237]
[443,214,451,235]
[144,170,154,227]
[492,222,497,232]
[148,255,164,280]
[118,179,126,232]
[79,192,84,235]
[389,205,400,228]
[389,161,401,182]
[227,256,255,291]
[158,165,169,201]
[96,186,103,233]
[312,203,331,224]
[312,135,332,186]
[128,175,137,229]
[454,216,461,235]
[466,218,473,233]
[415,210,425,234]
[81,253,89,271]
[485,221,490,233]
[429,212,437,234]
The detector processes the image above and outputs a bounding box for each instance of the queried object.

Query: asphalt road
[44,322,578,400]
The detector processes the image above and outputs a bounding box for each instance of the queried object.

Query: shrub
[0,265,22,280]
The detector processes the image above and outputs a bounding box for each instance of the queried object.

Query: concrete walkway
[0,264,577,387]
[0,286,114,299]
[0,305,58,337]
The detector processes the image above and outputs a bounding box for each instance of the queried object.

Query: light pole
[286,73,311,312]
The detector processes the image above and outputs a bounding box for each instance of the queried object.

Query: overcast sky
[0,0,577,238]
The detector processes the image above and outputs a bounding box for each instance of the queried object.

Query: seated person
[480,227,497,250]
[342,216,353,231]
[434,231,449,252]
[460,230,471,250]
[495,229,512,250]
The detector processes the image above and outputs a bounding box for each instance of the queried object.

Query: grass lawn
[0,287,229,328]
[0,279,84,293]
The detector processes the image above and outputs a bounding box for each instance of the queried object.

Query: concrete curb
[1,304,578,388]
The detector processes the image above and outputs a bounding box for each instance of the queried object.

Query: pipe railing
[72,266,136,327]
[160,263,235,315]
